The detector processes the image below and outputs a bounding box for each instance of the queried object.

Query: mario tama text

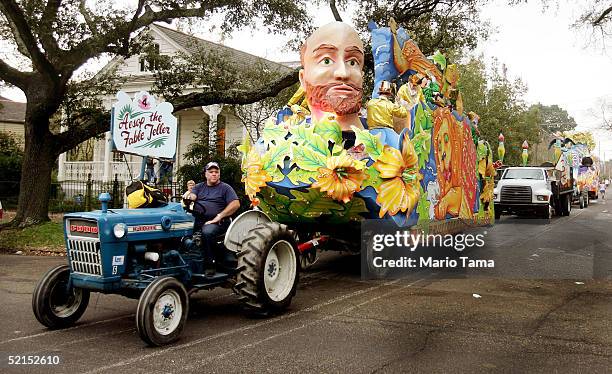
[361,220,494,279]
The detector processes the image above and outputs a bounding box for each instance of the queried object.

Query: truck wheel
[494,209,501,220]
[541,205,552,221]
[136,277,189,346]
[579,195,585,209]
[32,264,90,329]
[562,194,571,216]
[235,222,299,315]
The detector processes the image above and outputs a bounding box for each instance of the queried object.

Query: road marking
[181,277,430,370]
[0,314,133,345]
[84,275,424,374]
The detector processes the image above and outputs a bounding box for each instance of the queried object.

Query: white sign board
[111,91,177,159]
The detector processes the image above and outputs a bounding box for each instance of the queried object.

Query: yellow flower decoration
[242,149,272,200]
[373,133,422,218]
[311,153,367,203]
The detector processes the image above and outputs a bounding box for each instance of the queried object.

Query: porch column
[202,104,223,151]
[57,124,67,181]
[103,131,112,182]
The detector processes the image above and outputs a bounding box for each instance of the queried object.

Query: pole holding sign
[111,91,178,160]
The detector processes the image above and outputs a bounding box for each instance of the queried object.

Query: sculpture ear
[298,69,305,89]
[367,20,378,31]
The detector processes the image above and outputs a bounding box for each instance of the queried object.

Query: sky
[2,1,611,159]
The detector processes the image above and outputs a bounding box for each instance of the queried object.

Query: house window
[216,114,226,155]
[139,43,160,72]
[112,151,124,162]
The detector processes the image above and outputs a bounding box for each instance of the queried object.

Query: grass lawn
[0,212,66,255]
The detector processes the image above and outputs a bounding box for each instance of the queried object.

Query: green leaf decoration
[288,189,344,218]
[286,167,318,185]
[262,123,289,146]
[261,139,291,172]
[432,50,447,71]
[416,185,431,224]
[116,104,132,122]
[412,130,431,170]
[362,166,382,190]
[129,111,147,118]
[291,125,329,156]
[257,188,294,222]
[292,144,327,171]
[135,136,167,149]
[331,143,344,156]
[314,120,342,145]
[351,126,383,161]
[268,167,286,183]
[328,197,369,223]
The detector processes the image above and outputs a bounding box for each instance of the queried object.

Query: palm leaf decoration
[116,104,133,121]
[135,136,168,149]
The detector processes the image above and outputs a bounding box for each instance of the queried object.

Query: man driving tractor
[189,161,240,275]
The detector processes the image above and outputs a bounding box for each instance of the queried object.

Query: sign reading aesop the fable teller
[111,91,177,159]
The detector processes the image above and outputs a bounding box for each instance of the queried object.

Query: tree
[353,0,490,56]
[529,103,577,133]
[459,57,541,165]
[0,0,311,227]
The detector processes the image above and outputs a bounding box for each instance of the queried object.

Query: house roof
[0,96,26,124]
[152,24,293,73]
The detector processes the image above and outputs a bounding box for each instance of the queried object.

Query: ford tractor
[32,193,299,346]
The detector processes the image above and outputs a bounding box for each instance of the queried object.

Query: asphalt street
[0,199,611,373]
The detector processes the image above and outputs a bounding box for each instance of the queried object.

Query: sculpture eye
[322,57,332,65]
[348,60,358,66]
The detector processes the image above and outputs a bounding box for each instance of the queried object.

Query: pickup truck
[493,166,574,220]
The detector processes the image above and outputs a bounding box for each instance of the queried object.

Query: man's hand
[205,214,222,225]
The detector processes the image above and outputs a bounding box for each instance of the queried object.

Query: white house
[0,95,25,147]
[58,23,292,183]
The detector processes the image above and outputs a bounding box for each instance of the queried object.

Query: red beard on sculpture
[304,81,363,115]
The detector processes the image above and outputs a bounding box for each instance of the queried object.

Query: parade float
[239,19,496,257]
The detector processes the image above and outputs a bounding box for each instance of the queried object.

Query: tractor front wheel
[136,277,189,346]
[32,264,90,329]
[235,222,299,315]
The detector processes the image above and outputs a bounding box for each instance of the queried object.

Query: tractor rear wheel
[235,222,299,315]
[136,277,189,346]
[32,264,90,329]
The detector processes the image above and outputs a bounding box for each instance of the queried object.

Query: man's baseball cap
[204,161,220,171]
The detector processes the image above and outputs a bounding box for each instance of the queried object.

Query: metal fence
[0,175,182,213]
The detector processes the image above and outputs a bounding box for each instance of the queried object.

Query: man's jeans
[199,220,230,266]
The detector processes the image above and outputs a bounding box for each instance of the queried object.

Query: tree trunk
[12,116,57,227]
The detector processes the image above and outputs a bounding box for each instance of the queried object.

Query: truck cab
[493,166,573,220]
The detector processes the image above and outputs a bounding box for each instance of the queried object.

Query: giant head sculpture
[299,22,365,130]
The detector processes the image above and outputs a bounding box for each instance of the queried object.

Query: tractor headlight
[113,223,127,238]
[536,195,549,201]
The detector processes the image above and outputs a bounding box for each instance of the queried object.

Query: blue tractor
[32,193,300,346]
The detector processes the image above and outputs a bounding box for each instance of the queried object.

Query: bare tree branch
[0,0,57,77]
[330,0,342,21]
[171,69,299,112]
[592,5,612,27]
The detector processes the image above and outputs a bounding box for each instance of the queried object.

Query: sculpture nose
[333,60,349,80]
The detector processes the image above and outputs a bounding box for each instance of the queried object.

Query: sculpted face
[299,22,365,117]
[436,119,452,178]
